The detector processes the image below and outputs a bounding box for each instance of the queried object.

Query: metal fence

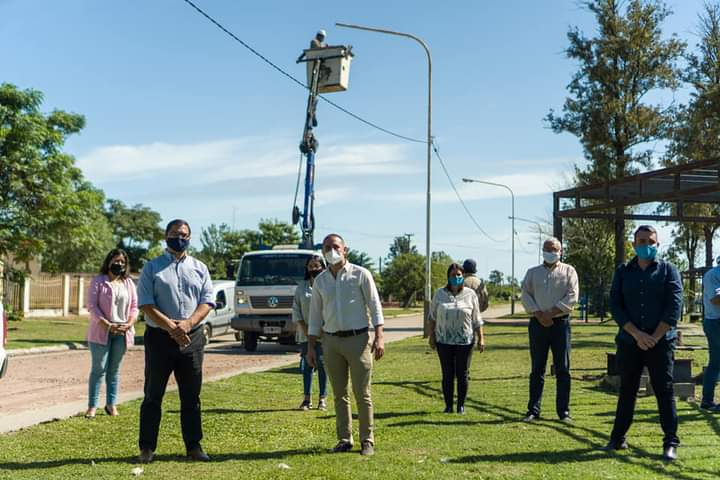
[69,274,95,313]
[28,274,64,309]
[2,278,22,311]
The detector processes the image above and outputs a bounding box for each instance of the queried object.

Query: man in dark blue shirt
[605,225,683,461]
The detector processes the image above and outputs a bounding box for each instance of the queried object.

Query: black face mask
[308,269,323,278]
[110,263,126,276]
[167,236,190,253]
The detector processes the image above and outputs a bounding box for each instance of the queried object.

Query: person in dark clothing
[604,225,683,462]
[136,219,215,464]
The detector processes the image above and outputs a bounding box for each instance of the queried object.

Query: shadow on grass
[376,375,714,480]
[169,408,299,415]
[0,448,321,471]
[450,447,604,464]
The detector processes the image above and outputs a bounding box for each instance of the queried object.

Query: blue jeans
[300,342,327,397]
[88,335,127,407]
[703,318,720,404]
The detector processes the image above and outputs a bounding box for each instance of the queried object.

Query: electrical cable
[181,0,425,144]
[431,140,506,243]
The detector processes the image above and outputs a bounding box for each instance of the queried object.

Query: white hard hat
[317,29,327,38]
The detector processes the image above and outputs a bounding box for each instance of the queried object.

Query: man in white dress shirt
[306,233,385,456]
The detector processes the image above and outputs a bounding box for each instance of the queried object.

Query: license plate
[263,327,281,334]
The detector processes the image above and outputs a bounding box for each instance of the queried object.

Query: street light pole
[462,178,516,314]
[336,22,433,335]
[510,216,545,264]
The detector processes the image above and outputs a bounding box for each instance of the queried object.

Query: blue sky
[0,0,709,278]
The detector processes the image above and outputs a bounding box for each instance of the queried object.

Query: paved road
[0,304,512,434]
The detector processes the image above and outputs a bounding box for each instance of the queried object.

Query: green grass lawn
[1,324,719,479]
[383,307,423,318]
[5,317,147,350]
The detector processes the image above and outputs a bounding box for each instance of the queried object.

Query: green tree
[430,251,454,292]
[105,199,164,271]
[257,218,300,247]
[387,234,418,261]
[663,2,720,267]
[0,82,117,273]
[488,270,504,285]
[546,0,684,182]
[197,219,300,279]
[41,183,115,273]
[347,249,375,271]
[381,252,424,307]
[562,217,626,316]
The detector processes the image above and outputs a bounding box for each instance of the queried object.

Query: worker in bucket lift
[311,30,327,49]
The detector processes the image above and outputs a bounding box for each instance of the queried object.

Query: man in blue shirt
[701,256,720,411]
[605,225,682,461]
[136,219,214,464]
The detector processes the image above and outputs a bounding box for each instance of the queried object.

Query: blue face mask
[634,244,657,261]
[449,275,464,287]
[167,237,190,253]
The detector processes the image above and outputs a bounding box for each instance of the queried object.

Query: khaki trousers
[323,331,374,445]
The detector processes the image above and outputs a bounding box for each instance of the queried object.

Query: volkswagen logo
[267,296,280,308]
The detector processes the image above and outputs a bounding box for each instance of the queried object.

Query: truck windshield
[237,254,311,286]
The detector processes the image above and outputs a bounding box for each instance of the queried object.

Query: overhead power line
[431,140,506,243]
[181,0,425,144]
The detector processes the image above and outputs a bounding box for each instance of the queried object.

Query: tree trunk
[705,225,716,267]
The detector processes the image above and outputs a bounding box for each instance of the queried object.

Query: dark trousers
[527,317,571,418]
[437,343,474,409]
[139,326,205,453]
[610,339,679,448]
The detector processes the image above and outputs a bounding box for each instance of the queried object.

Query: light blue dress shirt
[137,251,215,329]
[703,267,720,320]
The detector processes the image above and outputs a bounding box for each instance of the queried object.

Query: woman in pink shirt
[85,249,138,418]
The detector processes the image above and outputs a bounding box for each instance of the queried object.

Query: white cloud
[77,137,418,184]
[382,171,559,203]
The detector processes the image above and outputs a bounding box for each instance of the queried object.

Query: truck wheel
[244,332,259,352]
[201,324,212,346]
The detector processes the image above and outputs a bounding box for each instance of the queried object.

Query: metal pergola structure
[553,159,720,264]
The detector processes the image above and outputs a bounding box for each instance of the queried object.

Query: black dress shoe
[457,405,465,415]
[663,445,677,461]
[332,441,353,453]
[187,446,210,462]
[601,440,628,451]
[138,449,154,464]
[443,406,453,413]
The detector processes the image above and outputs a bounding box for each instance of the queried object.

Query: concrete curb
[6,338,237,358]
[7,343,89,357]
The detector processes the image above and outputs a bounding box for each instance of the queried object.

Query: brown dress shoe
[138,449,154,464]
[187,446,210,462]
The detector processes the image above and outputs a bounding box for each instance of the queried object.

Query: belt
[531,315,569,322]
[325,327,369,337]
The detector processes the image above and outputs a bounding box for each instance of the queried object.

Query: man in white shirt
[520,237,578,424]
[307,233,385,456]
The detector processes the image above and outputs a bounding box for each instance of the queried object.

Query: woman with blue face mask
[428,263,485,414]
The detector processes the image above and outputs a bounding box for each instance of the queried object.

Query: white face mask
[542,251,560,264]
[324,248,343,266]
